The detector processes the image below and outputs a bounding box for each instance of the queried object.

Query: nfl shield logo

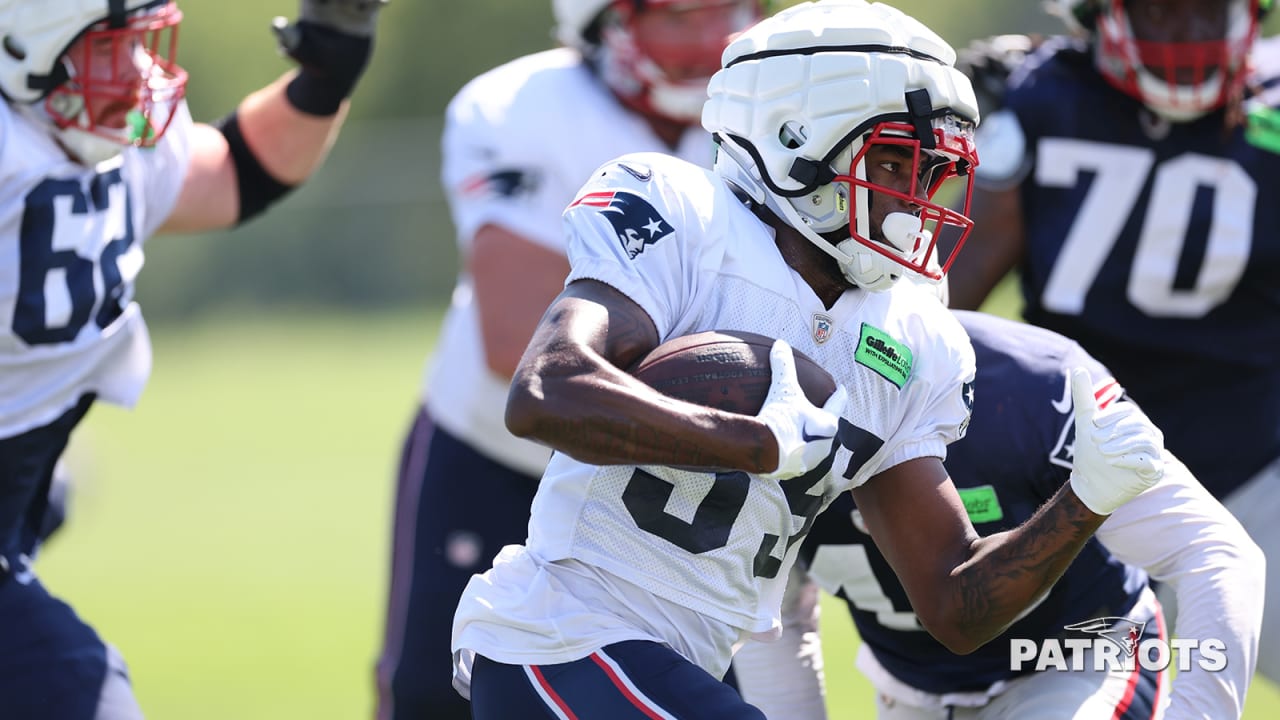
[811,313,834,344]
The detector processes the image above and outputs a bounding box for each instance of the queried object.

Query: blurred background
[34,1,1280,718]
[124,0,1071,322]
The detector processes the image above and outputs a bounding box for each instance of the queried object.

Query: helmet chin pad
[835,238,904,292]
[835,212,930,292]
[56,125,132,166]
[16,102,131,166]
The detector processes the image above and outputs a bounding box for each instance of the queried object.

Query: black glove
[272,0,390,116]
[955,34,1040,118]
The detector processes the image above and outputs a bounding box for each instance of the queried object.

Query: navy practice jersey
[799,311,1147,694]
[1001,37,1280,500]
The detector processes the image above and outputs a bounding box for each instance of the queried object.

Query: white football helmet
[703,0,981,292]
[0,0,187,165]
[552,0,760,124]
[1055,0,1266,121]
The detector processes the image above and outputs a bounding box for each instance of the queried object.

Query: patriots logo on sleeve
[458,168,540,199]
[569,189,673,259]
[958,380,975,437]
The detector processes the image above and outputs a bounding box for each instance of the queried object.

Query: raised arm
[160,0,385,234]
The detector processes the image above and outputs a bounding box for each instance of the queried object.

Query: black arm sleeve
[212,110,297,225]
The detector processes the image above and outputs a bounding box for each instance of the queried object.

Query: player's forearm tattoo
[952,483,1102,634]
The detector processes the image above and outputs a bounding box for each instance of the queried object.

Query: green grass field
[37,309,1280,718]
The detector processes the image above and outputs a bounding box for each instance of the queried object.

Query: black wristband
[279,21,373,117]
[286,68,347,116]
[212,111,296,225]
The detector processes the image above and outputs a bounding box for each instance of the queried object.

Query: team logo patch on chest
[570,189,673,259]
[811,313,834,344]
[855,323,913,388]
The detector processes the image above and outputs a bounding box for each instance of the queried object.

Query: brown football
[630,330,837,415]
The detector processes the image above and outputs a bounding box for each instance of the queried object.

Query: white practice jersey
[0,101,192,439]
[453,152,975,683]
[424,48,715,476]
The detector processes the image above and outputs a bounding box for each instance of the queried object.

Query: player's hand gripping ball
[629,330,835,413]
[631,331,845,480]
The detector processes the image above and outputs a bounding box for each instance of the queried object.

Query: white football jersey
[424,48,715,475]
[0,101,192,438]
[453,151,975,682]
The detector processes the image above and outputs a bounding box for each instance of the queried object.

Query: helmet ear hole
[779,120,807,150]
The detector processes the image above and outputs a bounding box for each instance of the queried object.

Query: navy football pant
[0,395,90,569]
[0,577,142,720]
[0,395,142,719]
[470,641,764,720]
[375,409,541,720]
[375,410,743,720]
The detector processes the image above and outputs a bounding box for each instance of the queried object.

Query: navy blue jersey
[1003,36,1280,499]
[799,311,1147,694]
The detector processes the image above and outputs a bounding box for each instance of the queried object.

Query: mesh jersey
[0,101,193,438]
[984,36,1280,499]
[802,311,1147,695]
[424,48,715,476]
[453,151,975,675]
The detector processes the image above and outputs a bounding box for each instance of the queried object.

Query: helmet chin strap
[763,187,909,292]
[835,212,930,292]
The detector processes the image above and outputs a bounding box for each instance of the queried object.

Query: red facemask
[45,1,187,148]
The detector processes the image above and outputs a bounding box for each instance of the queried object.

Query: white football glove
[1068,367,1165,515]
[756,340,847,481]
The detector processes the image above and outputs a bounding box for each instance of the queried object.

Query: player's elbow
[916,608,985,656]
[913,588,1003,656]
[504,371,546,440]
